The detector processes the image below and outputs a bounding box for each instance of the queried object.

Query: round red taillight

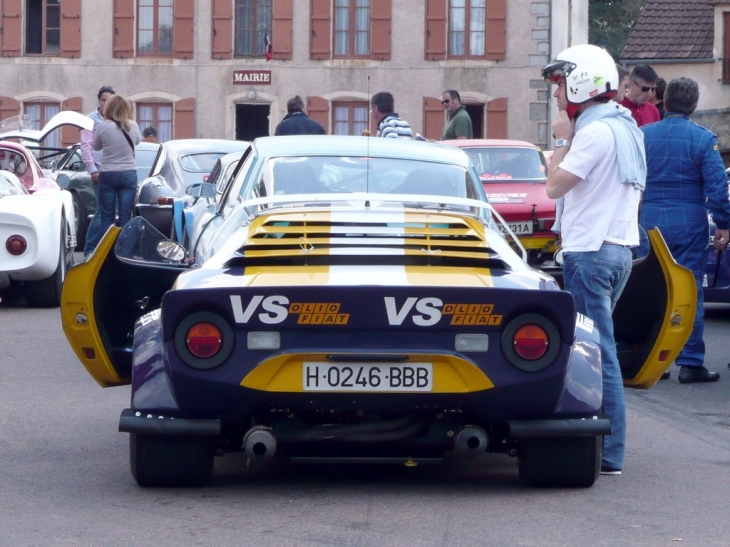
[186,322,223,358]
[512,324,549,360]
[6,235,27,256]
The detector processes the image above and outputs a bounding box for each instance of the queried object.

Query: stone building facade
[0,1,585,149]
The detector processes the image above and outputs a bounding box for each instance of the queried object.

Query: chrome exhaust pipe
[454,426,488,455]
[243,426,277,462]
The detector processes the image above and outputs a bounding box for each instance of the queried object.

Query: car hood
[0,111,93,142]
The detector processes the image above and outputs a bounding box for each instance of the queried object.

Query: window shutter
[271,0,293,60]
[174,0,195,59]
[0,0,22,57]
[174,98,196,139]
[60,0,82,58]
[307,96,329,133]
[422,96,444,140]
[61,97,83,147]
[310,0,331,60]
[486,97,508,138]
[485,0,506,61]
[0,96,21,121]
[724,13,730,84]
[425,0,446,61]
[370,0,391,61]
[211,0,233,59]
[113,0,135,58]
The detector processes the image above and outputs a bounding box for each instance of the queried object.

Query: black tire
[72,193,88,251]
[24,218,72,308]
[518,436,601,488]
[130,433,214,487]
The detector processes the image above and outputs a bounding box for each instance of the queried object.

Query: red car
[443,139,557,265]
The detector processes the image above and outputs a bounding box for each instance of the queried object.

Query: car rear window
[464,147,547,181]
[255,156,475,199]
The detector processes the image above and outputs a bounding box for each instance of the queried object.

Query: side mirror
[50,160,58,171]
[55,173,71,189]
[156,240,186,263]
[186,182,217,199]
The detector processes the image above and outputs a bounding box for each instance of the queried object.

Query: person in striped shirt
[370,91,413,139]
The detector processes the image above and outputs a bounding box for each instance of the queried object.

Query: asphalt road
[1,291,729,547]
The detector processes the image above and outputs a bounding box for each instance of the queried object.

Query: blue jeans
[640,204,708,367]
[98,170,137,238]
[563,244,633,470]
[83,182,103,256]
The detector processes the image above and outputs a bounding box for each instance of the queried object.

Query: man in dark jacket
[275,96,326,135]
[640,77,730,384]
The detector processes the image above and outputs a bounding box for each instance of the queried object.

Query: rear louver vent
[228,214,508,269]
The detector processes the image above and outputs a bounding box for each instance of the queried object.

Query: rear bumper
[119,408,222,436]
[508,416,610,437]
[118,408,610,439]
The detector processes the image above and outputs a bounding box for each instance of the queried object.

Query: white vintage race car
[0,111,93,307]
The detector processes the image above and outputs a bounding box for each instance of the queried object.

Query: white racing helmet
[542,44,618,120]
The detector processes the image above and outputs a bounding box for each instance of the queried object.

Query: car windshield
[464,147,547,182]
[0,149,29,177]
[248,156,477,200]
[178,152,230,186]
[0,173,25,195]
[0,114,31,136]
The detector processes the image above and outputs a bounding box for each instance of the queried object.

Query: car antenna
[366,74,371,195]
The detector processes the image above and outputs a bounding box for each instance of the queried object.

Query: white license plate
[499,222,533,235]
[303,363,433,392]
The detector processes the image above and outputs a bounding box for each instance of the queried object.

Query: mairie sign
[233,70,272,85]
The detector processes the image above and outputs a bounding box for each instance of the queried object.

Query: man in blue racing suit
[640,77,730,384]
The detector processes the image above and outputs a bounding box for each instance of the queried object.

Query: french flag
[264,30,272,61]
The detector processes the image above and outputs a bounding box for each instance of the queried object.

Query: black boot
[678,366,720,384]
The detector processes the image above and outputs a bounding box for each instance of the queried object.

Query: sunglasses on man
[441,99,451,105]
[631,80,656,93]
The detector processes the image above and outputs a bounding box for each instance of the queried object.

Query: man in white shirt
[542,45,646,477]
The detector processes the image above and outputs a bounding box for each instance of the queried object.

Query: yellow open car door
[61,218,187,387]
[615,228,696,389]
[61,227,127,387]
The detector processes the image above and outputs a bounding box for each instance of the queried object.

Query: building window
[25,102,61,147]
[333,102,369,136]
[234,0,272,56]
[25,0,60,55]
[137,103,173,142]
[449,0,485,57]
[138,0,174,56]
[334,0,370,57]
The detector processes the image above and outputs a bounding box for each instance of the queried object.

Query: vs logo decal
[384,297,502,326]
[230,295,349,325]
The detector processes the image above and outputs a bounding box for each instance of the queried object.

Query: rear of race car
[0,192,70,284]
[118,209,607,488]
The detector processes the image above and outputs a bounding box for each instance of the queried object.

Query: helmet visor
[542,59,576,84]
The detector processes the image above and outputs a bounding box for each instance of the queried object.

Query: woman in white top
[91,94,141,245]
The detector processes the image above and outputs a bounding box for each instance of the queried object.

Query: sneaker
[600,466,622,476]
